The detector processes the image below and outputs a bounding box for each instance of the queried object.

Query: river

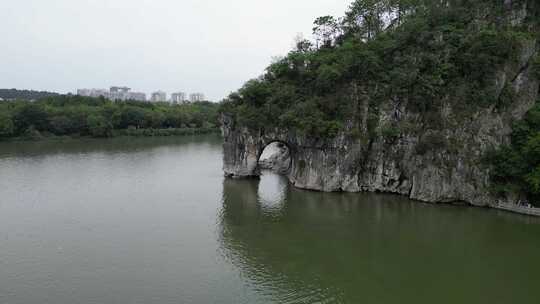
[0,135,539,304]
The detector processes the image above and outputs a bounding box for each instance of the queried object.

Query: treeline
[0,89,59,100]
[221,0,538,138]
[0,95,220,139]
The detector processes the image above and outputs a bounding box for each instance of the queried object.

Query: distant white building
[76,89,91,96]
[189,93,205,103]
[77,87,146,102]
[90,89,109,98]
[77,88,108,99]
[128,92,147,102]
[151,91,167,103]
[109,86,130,101]
[0,97,4,101]
[110,86,130,93]
[171,92,187,104]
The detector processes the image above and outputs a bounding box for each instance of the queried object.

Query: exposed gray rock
[258,142,291,173]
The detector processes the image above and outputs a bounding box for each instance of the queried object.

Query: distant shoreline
[0,127,221,142]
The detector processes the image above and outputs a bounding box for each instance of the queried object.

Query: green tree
[489,101,540,205]
[313,16,341,48]
[118,107,146,129]
[13,103,49,133]
[144,111,166,129]
[0,112,14,137]
[87,114,112,137]
[343,0,390,40]
[49,115,75,135]
[532,54,540,79]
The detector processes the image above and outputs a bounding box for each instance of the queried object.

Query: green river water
[0,135,538,303]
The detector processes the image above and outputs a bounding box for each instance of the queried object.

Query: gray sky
[0,0,350,101]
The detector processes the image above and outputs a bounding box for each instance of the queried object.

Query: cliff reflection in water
[218,172,540,304]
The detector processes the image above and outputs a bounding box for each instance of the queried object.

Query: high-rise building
[110,86,130,93]
[128,92,147,101]
[189,93,205,103]
[171,92,187,104]
[151,91,167,103]
[89,89,109,98]
[109,86,131,100]
[76,89,91,96]
[77,87,146,102]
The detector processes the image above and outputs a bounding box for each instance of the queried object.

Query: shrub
[380,125,400,141]
[532,54,540,79]
[88,114,112,138]
[0,112,14,137]
[488,100,540,205]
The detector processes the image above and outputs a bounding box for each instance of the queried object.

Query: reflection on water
[1,136,539,304]
[219,173,540,304]
[257,171,288,215]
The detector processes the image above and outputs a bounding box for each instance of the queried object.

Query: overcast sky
[0,0,350,101]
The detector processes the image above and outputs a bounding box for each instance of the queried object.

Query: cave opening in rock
[258,142,291,175]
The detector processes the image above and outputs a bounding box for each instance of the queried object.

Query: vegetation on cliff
[489,99,540,205]
[0,95,219,140]
[221,0,538,138]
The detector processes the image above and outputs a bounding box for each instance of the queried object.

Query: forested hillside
[0,89,59,100]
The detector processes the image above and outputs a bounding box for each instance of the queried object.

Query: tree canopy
[0,89,59,100]
[0,95,220,139]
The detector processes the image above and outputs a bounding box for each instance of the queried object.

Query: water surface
[0,136,539,303]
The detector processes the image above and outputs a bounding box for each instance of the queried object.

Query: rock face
[258,142,291,173]
[222,4,539,208]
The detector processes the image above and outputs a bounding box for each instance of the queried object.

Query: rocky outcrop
[222,3,539,208]
[258,142,291,173]
[223,53,539,209]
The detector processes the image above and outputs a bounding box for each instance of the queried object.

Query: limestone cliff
[221,1,540,208]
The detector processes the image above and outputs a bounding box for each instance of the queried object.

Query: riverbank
[494,202,540,217]
[0,127,220,142]
[112,127,220,137]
